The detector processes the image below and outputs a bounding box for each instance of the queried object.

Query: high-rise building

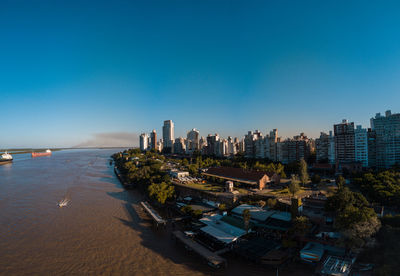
[371,110,400,168]
[173,137,186,154]
[269,129,279,162]
[199,136,207,150]
[367,129,376,168]
[205,134,220,156]
[162,120,174,150]
[277,133,311,164]
[139,133,149,151]
[244,130,262,158]
[334,119,355,166]
[227,136,237,156]
[150,129,157,150]
[316,132,330,163]
[186,128,200,154]
[316,131,334,164]
[354,125,368,167]
[328,131,335,165]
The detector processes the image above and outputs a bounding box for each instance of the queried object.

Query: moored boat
[0,151,13,163]
[32,149,52,158]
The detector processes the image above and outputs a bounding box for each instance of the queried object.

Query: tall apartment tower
[367,129,376,168]
[269,129,279,162]
[139,133,149,151]
[244,130,262,158]
[186,128,200,154]
[334,119,355,165]
[150,129,157,150]
[316,131,335,164]
[162,120,174,150]
[354,125,368,167]
[371,110,400,168]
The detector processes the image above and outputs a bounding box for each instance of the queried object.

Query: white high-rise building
[139,133,149,151]
[162,120,174,150]
[355,125,369,167]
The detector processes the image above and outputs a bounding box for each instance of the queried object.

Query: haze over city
[1,0,400,148]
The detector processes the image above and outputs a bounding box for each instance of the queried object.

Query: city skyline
[2,1,400,148]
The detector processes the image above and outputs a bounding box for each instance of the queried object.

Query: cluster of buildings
[139,110,400,169]
[315,110,400,169]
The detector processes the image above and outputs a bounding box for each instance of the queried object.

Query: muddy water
[0,149,310,276]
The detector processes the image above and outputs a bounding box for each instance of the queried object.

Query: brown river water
[0,149,311,275]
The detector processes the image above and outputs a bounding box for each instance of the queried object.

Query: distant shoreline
[0,147,134,155]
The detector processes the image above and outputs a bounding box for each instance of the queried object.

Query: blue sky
[1,0,400,147]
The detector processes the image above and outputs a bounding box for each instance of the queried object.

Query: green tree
[289,175,300,197]
[299,159,309,186]
[336,175,346,189]
[188,164,198,175]
[242,209,251,233]
[326,187,380,248]
[148,182,175,205]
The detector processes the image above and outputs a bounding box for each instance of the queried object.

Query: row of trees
[114,150,175,205]
[353,170,400,207]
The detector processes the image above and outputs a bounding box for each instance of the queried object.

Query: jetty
[172,230,227,268]
[140,201,167,227]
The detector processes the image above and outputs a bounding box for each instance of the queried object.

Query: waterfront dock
[140,201,167,227]
[172,230,227,268]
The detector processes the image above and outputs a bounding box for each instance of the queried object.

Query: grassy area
[178,181,224,192]
[266,187,307,197]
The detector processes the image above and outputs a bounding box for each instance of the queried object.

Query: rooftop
[199,214,246,244]
[203,167,272,184]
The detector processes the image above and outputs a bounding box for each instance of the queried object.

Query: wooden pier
[172,230,227,268]
[140,201,167,226]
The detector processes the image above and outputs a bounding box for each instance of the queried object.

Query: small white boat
[0,151,13,163]
[57,198,69,208]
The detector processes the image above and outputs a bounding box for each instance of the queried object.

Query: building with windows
[162,120,174,151]
[139,133,149,151]
[186,128,200,154]
[354,125,368,167]
[316,131,335,164]
[334,120,355,166]
[371,110,400,168]
[244,130,262,158]
[150,129,157,150]
[173,137,186,154]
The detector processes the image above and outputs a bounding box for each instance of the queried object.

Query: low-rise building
[169,170,190,178]
[202,167,280,190]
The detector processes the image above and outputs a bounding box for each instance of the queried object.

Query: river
[0,149,310,275]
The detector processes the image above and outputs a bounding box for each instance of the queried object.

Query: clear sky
[1,0,400,148]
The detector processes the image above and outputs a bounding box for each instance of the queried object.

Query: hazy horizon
[1,1,400,148]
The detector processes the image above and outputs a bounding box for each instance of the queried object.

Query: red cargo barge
[32,149,52,157]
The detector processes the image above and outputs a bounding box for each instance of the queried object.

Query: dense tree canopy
[148,182,175,205]
[353,170,400,206]
[326,187,380,246]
